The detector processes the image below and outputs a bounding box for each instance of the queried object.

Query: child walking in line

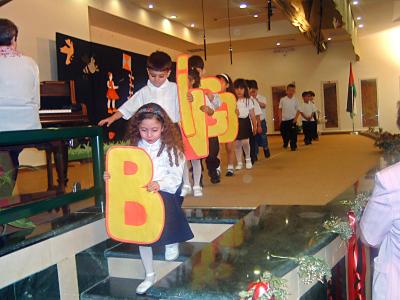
[279,83,300,151]
[308,90,320,141]
[247,80,262,164]
[233,79,257,170]
[216,73,236,176]
[187,55,222,184]
[300,91,317,145]
[181,67,215,197]
[248,79,271,158]
[105,103,193,294]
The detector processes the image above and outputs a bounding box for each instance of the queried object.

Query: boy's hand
[252,127,257,136]
[147,181,160,193]
[98,111,122,127]
[200,105,214,116]
[187,92,193,102]
[103,171,110,181]
[235,108,239,116]
[257,125,262,134]
[204,90,214,101]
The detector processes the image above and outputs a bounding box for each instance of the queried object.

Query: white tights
[183,159,202,187]
[139,246,154,276]
[235,139,250,164]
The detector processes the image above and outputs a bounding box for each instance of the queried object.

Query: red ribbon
[247,281,270,300]
[347,211,366,300]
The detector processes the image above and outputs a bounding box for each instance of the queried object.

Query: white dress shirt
[119,79,180,123]
[138,138,185,194]
[237,98,254,119]
[0,47,41,132]
[279,96,300,121]
[251,97,262,117]
[300,102,317,122]
[252,95,267,121]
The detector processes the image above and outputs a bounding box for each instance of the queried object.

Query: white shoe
[165,243,179,261]
[193,186,203,197]
[180,185,192,197]
[235,163,243,170]
[245,159,252,169]
[136,273,156,294]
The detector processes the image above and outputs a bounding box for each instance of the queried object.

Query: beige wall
[205,28,400,133]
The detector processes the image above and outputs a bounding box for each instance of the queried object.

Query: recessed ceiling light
[239,3,247,9]
[253,14,259,18]
[358,24,364,28]
[356,16,362,20]
[276,42,281,46]
[352,1,359,5]
[190,23,195,28]
[327,37,332,41]
[148,4,154,9]
[170,15,177,19]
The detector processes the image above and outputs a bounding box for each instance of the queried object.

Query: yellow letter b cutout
[106,146,165,244]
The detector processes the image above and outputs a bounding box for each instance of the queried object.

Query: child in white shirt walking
[279,84,300,151]
[300,91,317,145]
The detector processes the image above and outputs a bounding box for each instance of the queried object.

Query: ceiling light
[276,42,281,46]
[352,1,359,5]
[190,23,195,28]
[356,16,362,20]
[327,37,332,41]
[253,14,259,18]
[358,24,364,28]
[239,3,247,9]
[148,4,154,9]
[170,15,177,19]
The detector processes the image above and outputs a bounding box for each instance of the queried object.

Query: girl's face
[219,78,229,92]
[139,117,163,144]
[109,73,113,80]
[235,87,245,98]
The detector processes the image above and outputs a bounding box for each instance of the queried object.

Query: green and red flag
[346,62,357,118]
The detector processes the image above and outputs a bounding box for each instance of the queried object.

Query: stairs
[80,208,250,299]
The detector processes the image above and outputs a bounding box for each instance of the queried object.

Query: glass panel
[322,82,339,128]
[271,86,287,131]
[361,79,379,127]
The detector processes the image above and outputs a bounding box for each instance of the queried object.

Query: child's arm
[249,109,257,135]
[98,111,123,127]
[256,115,262,134]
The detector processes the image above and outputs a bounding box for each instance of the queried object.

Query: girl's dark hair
[233,78,250,99]
[188,68,201,88]
[127,103,184,167]
[216,73,235,94]
[188,55,204,70]
[0,19,18,46]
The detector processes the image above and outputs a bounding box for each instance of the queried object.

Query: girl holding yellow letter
[106,103,193,294]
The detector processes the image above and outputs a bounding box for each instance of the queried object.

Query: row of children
[279,84,319,151]
[98,50,273,294]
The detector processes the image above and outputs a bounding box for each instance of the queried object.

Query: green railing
[0,126,105,225]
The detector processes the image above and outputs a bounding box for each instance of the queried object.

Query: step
[81,277,158,300]
[105,242,206,280]
[184,208,252,224]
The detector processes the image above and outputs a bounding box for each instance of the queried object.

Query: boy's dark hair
[302,91,309,97]
[0,19,18,46]
[147,51,172,71]
[287,83,296,90]
[308,90,315,97]
[188,55,204,70]
[247,80,258,90]
[234,78,250,99]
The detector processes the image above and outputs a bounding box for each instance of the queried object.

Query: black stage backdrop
[56,32,176,141]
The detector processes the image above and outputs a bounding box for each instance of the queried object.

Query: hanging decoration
[239,271,288,300]
[201,0,207,60]
[267,0,272,31]
[317,0,323,54]
[227,0,233,64]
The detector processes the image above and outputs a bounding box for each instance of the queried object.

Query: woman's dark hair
[233,78,250,99]
[216,73,235,94]
[0,19,18,46]
[127,103,184,167]
[188,55,205,70]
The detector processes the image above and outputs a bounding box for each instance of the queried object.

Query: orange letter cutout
[106,146,165,244]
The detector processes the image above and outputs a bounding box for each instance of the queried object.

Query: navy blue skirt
[147,189,193,247]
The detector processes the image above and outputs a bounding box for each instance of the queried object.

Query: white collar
[147,79,170,90]
[139,138,162,149]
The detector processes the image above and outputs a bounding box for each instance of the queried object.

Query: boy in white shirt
[98,51,180,127]
[248,80,271,158]
[300,91,317,145]
[308,90,320,141]
[279,84,300,151]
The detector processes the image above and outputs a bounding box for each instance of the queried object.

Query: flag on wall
[346,62,357,118]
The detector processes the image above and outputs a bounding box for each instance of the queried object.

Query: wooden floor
[14,134,380,210]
